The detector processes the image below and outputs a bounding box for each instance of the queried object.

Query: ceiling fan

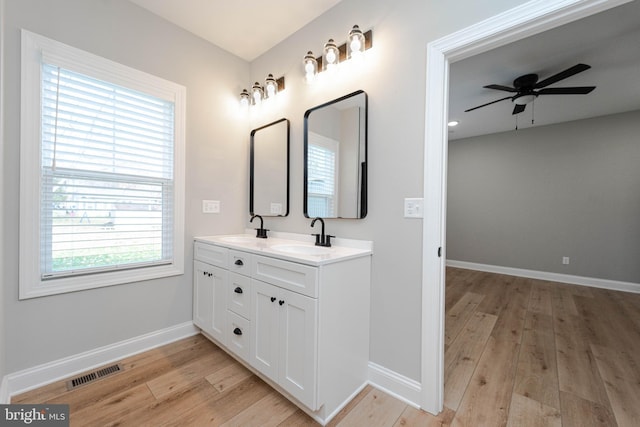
[465,63,596,115]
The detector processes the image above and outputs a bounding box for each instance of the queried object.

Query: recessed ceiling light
[448,120,459,127]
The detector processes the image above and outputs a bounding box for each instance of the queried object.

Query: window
[307,132,339,217]
[20,30,185,299]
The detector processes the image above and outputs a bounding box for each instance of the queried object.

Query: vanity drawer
[229,250,252,276]
[194,242,228,268]
[226,311,251,361]
[227,272,252,319]
[252,255,318,298]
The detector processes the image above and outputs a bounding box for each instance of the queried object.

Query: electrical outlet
[404,198,424,218]
[562,256,570,265]
[270,203,283,215]
[202,200,220,213]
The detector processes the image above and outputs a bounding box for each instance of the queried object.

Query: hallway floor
[444,267,640,426]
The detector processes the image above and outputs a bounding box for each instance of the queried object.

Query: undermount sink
[219,236,257,244]
[271,244,333,256]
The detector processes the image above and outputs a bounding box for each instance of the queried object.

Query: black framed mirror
[304,90,367,218]
[250,118,289,217]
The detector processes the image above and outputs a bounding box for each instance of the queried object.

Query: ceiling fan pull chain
[531,100,535,125]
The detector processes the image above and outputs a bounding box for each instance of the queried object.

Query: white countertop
[194,230,372,266]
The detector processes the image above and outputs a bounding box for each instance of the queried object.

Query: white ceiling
[128,0,345,61]
[448,1,640,140]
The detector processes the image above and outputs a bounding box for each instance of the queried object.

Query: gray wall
[447,110,640,283]
[2,0,249,373]
[1,0,527,384]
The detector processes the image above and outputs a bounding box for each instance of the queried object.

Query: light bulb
[326,49,337,64]
[323,39,339,71]
[264,74,278,98]
[305,62,315,74]
[350,38,362,53]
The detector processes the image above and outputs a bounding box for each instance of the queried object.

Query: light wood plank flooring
[13,267,640,426]
[444,267,640,427]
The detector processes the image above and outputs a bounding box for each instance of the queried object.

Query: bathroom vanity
[192,232,372,425]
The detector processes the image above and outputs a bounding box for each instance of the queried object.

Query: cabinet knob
[203,271,207,276]
[270,297,276,303]
[208,272,212,277]
[234,287,243,294]
[233,327,242,336]
[279,300,285,306]
[234,259,244,266]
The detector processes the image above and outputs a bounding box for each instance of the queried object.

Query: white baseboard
[368,362,421,409]
[0,375,9,404]
[447,260,640,294]
[4,321,199,400]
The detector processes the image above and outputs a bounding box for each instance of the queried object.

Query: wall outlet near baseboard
[562,256,570,265]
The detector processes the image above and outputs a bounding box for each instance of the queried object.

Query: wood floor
[13,267,640,426]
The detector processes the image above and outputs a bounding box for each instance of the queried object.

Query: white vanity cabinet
[193,235,371,425]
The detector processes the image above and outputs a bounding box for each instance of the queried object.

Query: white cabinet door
[193,260,212,333]
[251,279,280,382]
[278,288,318,410]
[193,260,227,344]
[251,279,318,409]
[210,265,228,344]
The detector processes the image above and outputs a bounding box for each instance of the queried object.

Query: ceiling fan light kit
[465,63,596,116]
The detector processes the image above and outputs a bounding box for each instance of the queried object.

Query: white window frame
[20,30,185,299]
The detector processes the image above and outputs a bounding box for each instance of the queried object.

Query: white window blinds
[307,134,338,217]
[40,64,175,278]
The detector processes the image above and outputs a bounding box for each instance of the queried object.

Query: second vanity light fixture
[240,73,286,107]
[304,25,372,83]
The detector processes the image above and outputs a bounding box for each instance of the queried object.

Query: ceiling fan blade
[484,84,517,92]
[512,104,526,115]
[535,63,591,88]
[464,96,512,112]
[537,86,596,95]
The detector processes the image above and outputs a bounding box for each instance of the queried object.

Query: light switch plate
[202,200,220,213]
[404,198,424,218]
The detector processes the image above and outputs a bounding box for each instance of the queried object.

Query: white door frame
[420,0,631,414]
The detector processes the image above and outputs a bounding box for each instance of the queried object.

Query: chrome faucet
[250,214,268,238]
[310,217,334,247]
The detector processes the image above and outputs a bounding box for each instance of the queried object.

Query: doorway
[420,0,632,414]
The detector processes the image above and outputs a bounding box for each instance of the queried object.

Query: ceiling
[448,1,640,141]
[128,0,345,61]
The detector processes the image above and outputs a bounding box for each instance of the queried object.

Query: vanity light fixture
[323,39,340,71]
[239,74,285,107]
[239,89,250,108]
[264,74,278,98]
[347,25,366,58]
[304,51,318,83]
[251,82,264,105]
[303,25,372,79]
